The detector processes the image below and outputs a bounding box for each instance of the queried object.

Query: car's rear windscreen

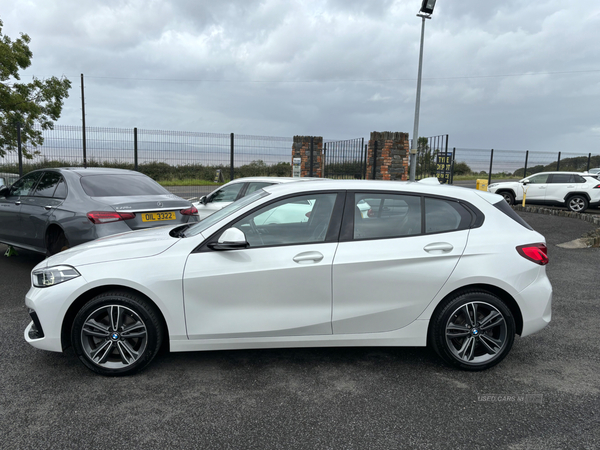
[81,175,169,197]
[493,199,533,230]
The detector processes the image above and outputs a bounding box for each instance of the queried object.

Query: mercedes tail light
[87,211,136,224]
[516,243,548,265]
[180,206,198,216]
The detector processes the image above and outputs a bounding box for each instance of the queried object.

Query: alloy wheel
[80,305,148,369]
[444,301,508,365]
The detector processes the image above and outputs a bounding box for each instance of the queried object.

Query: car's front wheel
[71,291,163,376]
[429,291,515,371]
[567,195,588,213]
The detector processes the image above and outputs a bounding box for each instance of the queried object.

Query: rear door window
[353,193,422,240]
[33,172,63,197]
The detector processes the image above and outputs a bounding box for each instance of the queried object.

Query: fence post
[371,140,378,180]
[587,153,591,172]
[230,133,234,181]
[363,143,368,179]
[523,150,529,178]
[17,123,23,177]
[323,143,327,178]
[450,147,456,185]
[556,152,561,171]
[309,137,314,177]
[488,149,494,187]
[133,128,138,171]
[81,74,87,168]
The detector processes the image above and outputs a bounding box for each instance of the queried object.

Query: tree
[0,18,71,158]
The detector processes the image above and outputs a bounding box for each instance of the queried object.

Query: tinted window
[550,174,571,183]
[425,198,472,234]
[9,172,43,197]
[209,183,244,203]
[353,193,422,240]
[53,178,68,199]
[80,175,169,197]
[231,193,337,247]
[33,172,62,197]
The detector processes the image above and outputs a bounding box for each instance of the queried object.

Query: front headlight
[488,183,498,189]
[32,265,80,288]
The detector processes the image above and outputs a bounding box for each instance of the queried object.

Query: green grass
[158,179,224,186]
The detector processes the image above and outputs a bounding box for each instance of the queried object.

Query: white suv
[488,171,600,212]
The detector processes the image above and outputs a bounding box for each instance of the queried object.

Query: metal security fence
[452,148,600,183]
[323,138,366,179]
[1,124,293,180]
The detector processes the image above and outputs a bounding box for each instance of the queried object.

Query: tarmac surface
[0,211,599,449]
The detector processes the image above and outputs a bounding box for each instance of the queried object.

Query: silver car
[0,172,20,188]
[0,167,199,255]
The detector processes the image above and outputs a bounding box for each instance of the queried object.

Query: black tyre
[429,291,515,371]
[499,191,515,205]
[71,291,163,376]
[46,228,70,256]
[567,195,588,213]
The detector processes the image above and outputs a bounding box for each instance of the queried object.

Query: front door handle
[424,242,454,254]
[293,251,324,264]
[44,205,53,210]
[14,200,21,206]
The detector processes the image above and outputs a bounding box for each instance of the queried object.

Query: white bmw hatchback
[25,180,552,376]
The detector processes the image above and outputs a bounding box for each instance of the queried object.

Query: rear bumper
[518,270,552,337]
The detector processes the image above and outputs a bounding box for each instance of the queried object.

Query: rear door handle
[424,242,454,254]
[293,251,324,264]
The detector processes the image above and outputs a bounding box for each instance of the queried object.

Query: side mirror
[199,195,207,205]
[208,227,248,251]
[0,186,9,197]
[521,180,529,185]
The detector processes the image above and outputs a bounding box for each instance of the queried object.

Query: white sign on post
[292,157,301,178]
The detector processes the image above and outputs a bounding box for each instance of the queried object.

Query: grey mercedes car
[0,167,199,255]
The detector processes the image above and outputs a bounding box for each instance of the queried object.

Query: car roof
[527,171,589,176]
[261,179,489,203]
[226,176,325,184]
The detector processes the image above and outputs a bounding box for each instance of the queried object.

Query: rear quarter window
[493,200,533,230]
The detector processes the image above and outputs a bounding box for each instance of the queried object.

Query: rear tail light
[87,211,136,224]
[594,184,600,189]
[516,243,548,265]
[180,206,198,216]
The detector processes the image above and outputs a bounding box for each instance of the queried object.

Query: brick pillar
[292,136,323,177]
[367,132,409,181]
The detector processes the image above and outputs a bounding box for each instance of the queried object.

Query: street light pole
[409,0,436,182]
[409,13,430,182]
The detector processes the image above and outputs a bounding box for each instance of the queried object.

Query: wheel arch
[60,285,170,352]
[426,283,524,344]
[563,191,590,202]
[45,223,66,246]
[495,188,516,197]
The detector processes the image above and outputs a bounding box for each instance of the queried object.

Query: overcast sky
[2,0,599,153]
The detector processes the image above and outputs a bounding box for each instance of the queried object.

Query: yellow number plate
[141,211,176,222]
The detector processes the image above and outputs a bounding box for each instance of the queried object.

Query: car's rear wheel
[567,195,588,213]
[71,291,163,376]
[46,228,69,256]
[499,191,515,205]
[429,291,515,371]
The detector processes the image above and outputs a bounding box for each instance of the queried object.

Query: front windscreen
[81,174,169,197]
[184,189,270,237]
